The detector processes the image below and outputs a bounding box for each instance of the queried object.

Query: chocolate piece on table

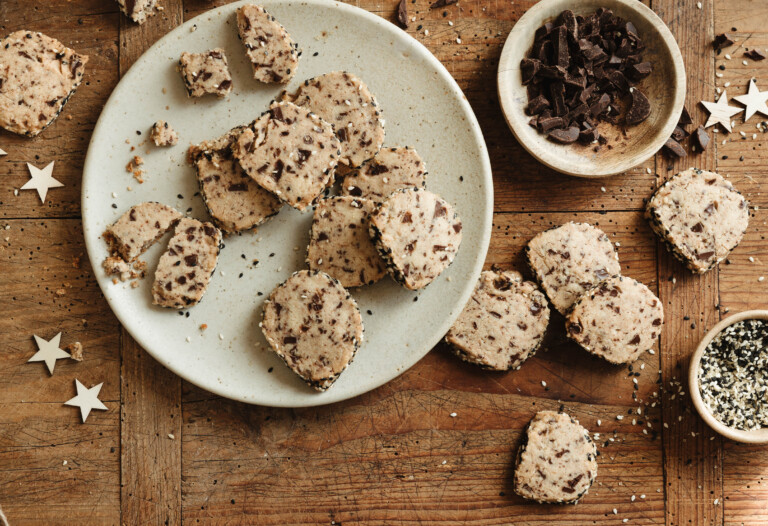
[671,125,688,142]
[694,126,710,151]
[628,62,653,80]
[744,49,767,61]
[678,105,693,127]
[662,138,687,158]
[429,0,457,9]
[548,126,580,144]
[712,33,735,51]
[397,0,408,28]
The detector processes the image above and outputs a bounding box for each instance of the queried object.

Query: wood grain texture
[117,2,185,525]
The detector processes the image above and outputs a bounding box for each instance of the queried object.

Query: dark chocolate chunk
[526,94,551,115]
[548,126,580,144]
[712,33,735,51]
[429,0,457,9]
[694,126,710,151]
[521,58,541,84]
[662,137,686,158]
[626,88,651,125]
[397,0,408,28]
[579,126,600,144]
[671,125,688,142]
[678,105,693,127]
[628,61,653,80]
[538,116,565,132]
[745,49,767,61]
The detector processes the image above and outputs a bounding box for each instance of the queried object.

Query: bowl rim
[688,310,768,444]
[496,0,686,178]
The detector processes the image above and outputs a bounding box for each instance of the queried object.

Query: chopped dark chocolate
[712,33,735,51]
[671,125,688,142]
[662,137,686,158]
[429,0,457,9]
[745,49,767,61]
[548,126,580,144]
[628,61,653,80]
[397,0,408,28]
[694,126,710,151]
[626,88,651,125]
[526,94,551,115]
[678,105,693,127]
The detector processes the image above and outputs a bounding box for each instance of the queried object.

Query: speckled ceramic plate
[82,0,492,407]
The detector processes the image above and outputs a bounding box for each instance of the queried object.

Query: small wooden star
[700,91,744,132]
[28,333,71,375]
[64,380,108,423]
[0,147,6,156]
[733,79,768,121]
[21,161,63,203]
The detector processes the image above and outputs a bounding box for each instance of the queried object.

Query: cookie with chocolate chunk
[446,270,550,371]
[150,120,179,146]
[236,4,299,84]
[103,202,182,262]
[341,146,426,203]
[178,49,233,98]
[116,0,160,24]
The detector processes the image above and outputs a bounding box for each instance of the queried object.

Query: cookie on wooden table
[188,126,282,233]
[445,270,550,371]
[0,31,88,137]
[514,411,598,504]
[115,0,160,24]
[307,196,386,288]
[178,49,233,98]
[231,102,339,211]
[236,4,299,84]
[291,71,385,168]
[526,222,620,315]
[645,168,749,273]
[152,218,222,309]
[341,146,427,203]
[103,202,182,262]
[150,120,179,146]
[368,187,462,290]
[565,275,663,364]
[261,270,364,391]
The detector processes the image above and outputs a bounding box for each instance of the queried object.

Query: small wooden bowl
[689,310,768,444]
[497,0,686,178]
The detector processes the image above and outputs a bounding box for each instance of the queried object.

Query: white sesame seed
[616,415,624,420]
[641,494,646,499]
[168,433,175,440]
[714,498,719,505]
[601,187,606,192]
[716,72,723,78]
[743,60,749,66]
[456,37,461,44]
[631,495,636,502]
[186,336,191,342]
[724,82,731,88]
[613,509,618,514]
[725,54,732,60]
[541,380,547,387]
[597,419,602,426]
[759,276,765,282]
[450,412,457,417]
[749,257,755,262]
[219,333,224,340]
[696,1,702,7]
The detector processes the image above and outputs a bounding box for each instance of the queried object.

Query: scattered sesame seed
[616,415,624,420]
[541,380,547,387]
[218,333,224,340]
[450,412,457,417]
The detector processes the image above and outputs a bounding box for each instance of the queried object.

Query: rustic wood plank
[714,0,768,34]
[0,219,120,523]
[118,3,184,525]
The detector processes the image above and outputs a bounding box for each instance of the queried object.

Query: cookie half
[152,218,222,309]
[514,411,598,504]
[445,270,550,371]
[369,188,462,290]
[645,168,749,273]
[0,31,88,137]
[526,222,620,315]
[291,71,385,168]
[341,146,427,203]
[103,202,182,262]
[261,270,364,391]
[565,275,663,364]
[178,49,233,98]
[188,125,282,233]
[307,196,386,288]
[232,102,339,210]
[236,4,299,84]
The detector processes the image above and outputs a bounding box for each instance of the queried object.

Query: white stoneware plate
[82,0,492,407]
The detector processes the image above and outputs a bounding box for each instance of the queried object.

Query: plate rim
[81,0,493,407]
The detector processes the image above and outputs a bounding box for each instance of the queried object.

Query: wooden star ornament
[21,161,63,203]
[700,91,743,132]
[65,380,108,423]
[733,79,768,121]
[28,333,70,375]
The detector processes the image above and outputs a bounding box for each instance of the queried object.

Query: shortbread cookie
[103,202,182,262]
[514,411,597,504]
[291,71,385,167]
[369,188,462,290]
[236,4,299,84]
[261,270,364,391]
[565,275,663,364]
[188,126,282,233]
[116,0,160,24]
[341,146,426,203]
[152,218,222,309]
[446,270,550,371]
[526,222,620,315]
[150,120,178,146]
[231,102,339,210]
[178,49,233,97]
[307,196,386,288]
[0,31,88,137]
[646,169,749,273]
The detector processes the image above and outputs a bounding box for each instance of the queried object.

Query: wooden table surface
[1,0,767,524]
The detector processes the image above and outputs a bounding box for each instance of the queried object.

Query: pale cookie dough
[188,126,282,233]
[231,102,339,210]
[103,202,182,262]
[514,411,598,504]
[291,71,385,168]
[0,31,88,137]
[341,146,427,203]
[152,218,222,309]
[565,275,663,364]
[261,270,364,391]
[116,0,160,24]
[645,168,749,273]
[150,120,178,146]
[236,4,299,84]
[178,49,233,98]
[445,270,550,371]
[526,222,621,315]
[369,188,462,290]
[307,196,386,288]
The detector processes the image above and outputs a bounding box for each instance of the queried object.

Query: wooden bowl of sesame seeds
[689,310,768,444]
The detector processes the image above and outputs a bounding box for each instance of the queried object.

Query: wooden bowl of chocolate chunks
[497,0,686,177]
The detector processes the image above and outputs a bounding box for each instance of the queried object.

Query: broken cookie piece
[152,218,222,309]
[150,120,179,146]
[103,202,182,262]
[0,31,88,137]
[115,0,160,25]
[65,342,84,362]
[341,146,427,204]
[236,4,299,84]
[261,270,364,391]
[178,49,233,98]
